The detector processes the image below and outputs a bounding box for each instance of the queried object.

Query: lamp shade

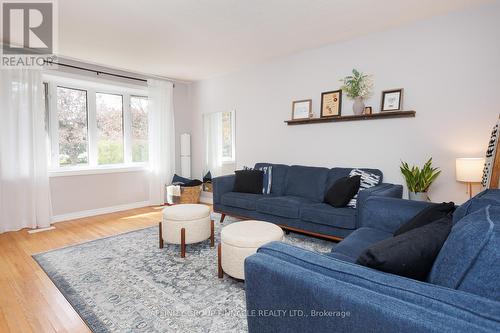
[456,158,485,182]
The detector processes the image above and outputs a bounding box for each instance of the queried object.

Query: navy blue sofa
[244,190,500,333]
[212,163,402,240]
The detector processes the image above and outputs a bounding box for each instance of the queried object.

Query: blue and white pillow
[243,166,273,195]
[347,169,381,208]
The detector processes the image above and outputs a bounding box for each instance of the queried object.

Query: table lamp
[456,158,485,199]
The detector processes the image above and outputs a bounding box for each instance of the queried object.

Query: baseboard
[200,191,213,204]
[51,201,151,223]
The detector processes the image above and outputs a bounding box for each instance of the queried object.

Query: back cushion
[428,205,500,301]
[285,165,329,201]
[453,189,500,223]
[325,168,383,196]
[254,163,289,196]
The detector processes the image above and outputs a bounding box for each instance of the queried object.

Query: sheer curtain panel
[147,79,175,205]
[0,69,52,233]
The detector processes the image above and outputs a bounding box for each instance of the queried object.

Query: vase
[353,97,365,115]
[409,191,430,202]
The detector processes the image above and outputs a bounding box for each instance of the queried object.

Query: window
[45,76,148,171]
[57,87,89,166]
[221,111,235,162]
[130,96,149,163]
[96,93,124,164]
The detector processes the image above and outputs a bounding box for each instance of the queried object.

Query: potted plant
[340,69,373,115]
[400,158,441,201]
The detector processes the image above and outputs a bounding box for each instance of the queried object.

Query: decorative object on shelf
[291,99,312,120]
[340,69,373,116]
[400,158,441,201]
[482,115,500,189]
[320,90,342,117]
[381,88,404,111]
[363,106,372,115]
[456,158,485,199]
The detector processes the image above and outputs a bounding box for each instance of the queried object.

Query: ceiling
[57,0,493,81]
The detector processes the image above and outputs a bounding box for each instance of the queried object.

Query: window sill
[49,164,149,177]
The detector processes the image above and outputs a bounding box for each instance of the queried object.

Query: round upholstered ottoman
[159,204,214,258]
[218,220,284,280]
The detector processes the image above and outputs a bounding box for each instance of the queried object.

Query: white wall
[190,2,500,204]
[49,79,192,219]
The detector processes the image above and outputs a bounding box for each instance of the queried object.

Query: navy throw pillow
[233,170,264,194]
[394,202,455,236]
[324,176,361,208]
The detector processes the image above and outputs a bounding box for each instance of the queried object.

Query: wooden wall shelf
[285,110,416,125]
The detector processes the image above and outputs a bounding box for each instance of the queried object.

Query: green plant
[340,68,373,99]
[400,158,441,193]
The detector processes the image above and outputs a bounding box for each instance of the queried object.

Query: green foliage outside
[98,140,124,165]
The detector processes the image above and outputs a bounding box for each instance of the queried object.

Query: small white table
[218,220,284,280]
[159,204,214,258]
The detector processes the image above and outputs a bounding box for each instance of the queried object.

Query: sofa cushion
[326,251,357,263]
[332,227,392,261]
[256,196,315,219]
[221,192,264,211]
[255,163,289,196]
[429,206,500,301]
[357,217,452,281]
[300,203,357,229]
[453,189,500,223]
[284,165,329,201]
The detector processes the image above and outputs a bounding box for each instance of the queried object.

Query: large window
[221,111,235,162]
[46,77,148,170]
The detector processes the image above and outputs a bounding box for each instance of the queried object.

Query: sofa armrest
[355,183,402,227]
[245,242,500,333]
[212,174,235,204]
[358,196,433,233]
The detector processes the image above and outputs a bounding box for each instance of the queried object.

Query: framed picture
[364,106,372,115]
[381,88,404,111]
[291,99,312,120]
[320,90,342,117]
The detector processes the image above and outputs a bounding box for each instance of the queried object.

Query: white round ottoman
[218,220,284,280]
[159,204,214,258]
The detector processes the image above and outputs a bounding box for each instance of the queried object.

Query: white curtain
[0,69,52,233]
[147,79,175,205]
[203,112,223,178]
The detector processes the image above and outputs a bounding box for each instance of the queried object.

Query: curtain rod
[44,60,175,87]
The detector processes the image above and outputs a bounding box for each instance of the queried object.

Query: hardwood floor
[0,206,164,333]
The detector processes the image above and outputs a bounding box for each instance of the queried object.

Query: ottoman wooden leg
[218,243,223,278]
[181,228,186,258]
[210,220,215,248]
[159,222,164,249]
[220,213,226,223]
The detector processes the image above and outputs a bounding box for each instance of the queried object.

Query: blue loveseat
[212,163,402,239]
[244,190,500,333]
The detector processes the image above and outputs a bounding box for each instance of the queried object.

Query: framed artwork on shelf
[320,90,342,117]
[364,106,372,115]
[291,99,312,120]
[381,88,404,111]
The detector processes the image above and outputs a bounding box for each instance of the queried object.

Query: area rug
[33,215,334,333]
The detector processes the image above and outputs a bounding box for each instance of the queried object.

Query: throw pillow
[394,202,455,236]
[324,175,361,208]
[243,166,273,194]
[233,170,264,194]
[347,169,381,208]
[356,216,452,281]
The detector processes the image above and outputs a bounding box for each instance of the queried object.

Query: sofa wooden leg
[181,228,186,258]
[220,213,226,223]
[159,222,164,248]
[218,243,223,278]
[210,220,215,248]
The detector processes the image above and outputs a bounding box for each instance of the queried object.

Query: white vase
[409,191,430,202]
[353,97,365,115]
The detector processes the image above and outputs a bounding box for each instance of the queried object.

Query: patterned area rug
[33,214,334,333]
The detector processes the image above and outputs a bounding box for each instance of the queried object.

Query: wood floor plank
[0,206,165,333]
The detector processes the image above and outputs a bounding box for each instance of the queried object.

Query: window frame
[44,74,149,176]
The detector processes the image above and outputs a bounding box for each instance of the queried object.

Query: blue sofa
[245,190,500,333]
[212,163,402,240]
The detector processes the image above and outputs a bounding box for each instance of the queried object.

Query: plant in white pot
[400,158,441,201]
[340,69,373,115]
